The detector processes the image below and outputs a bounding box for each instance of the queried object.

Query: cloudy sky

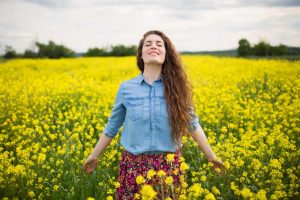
[0,0,300,54]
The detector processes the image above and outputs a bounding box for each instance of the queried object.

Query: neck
[143,64,162,85]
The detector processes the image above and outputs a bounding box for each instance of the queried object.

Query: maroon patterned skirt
[115,149,183,200]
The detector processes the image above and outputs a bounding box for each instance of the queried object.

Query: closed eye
[144,41,164,46]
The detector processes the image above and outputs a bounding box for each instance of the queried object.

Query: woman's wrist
[206,154,218,162]
[90,153,99,160]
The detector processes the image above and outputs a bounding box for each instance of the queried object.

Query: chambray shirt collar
[137,72,163,85]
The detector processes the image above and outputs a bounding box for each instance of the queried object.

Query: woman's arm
[90,133,113,158]
[83,83,125,174]
[91,83,125,156]
[190,126,217,161]
[190,126,224,175]
[83,133,113,174]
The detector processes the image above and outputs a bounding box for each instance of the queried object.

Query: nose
[150,45,157,49]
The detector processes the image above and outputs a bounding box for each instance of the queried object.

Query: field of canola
[0,55,299,200]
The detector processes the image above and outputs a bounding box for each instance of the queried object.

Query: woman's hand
[83,155,99,175]
[208,157,225,176]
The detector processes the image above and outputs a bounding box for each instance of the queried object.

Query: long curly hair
[136,30,195,146]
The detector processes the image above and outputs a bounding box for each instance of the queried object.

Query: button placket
[149,85,156,150]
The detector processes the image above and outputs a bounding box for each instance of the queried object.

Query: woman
[83,30,224,199]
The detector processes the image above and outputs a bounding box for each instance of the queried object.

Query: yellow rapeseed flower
[140,184,157,200]
[189,183,203,197]
[241,187,254,199]
[178,194,187,200]
[180,162,189,171]
[230,182,240,196]
[181,181,188,189]
[134,193,141,199]
[147,169,156,179]
[28,191,35,199]
[114,181,121,189]
[204,193,216,200]
[200,175,207,182]
[136,175,145,185]
[215,168,221,173]
[53,185,59,191]
[179,156,185,163]
[212,186,220,195]
[106,196,113,200]
[164,176,174,185]
[166,153,175,162]
[256,189,267,200]
[157,170,166,177]
[223,160,230,169]
[269,159,282,169]
[181,136,188,144]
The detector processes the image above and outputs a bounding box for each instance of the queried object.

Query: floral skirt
[116,149,183,200]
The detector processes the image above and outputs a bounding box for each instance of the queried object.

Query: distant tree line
[237,38,293,57]
[2,38,299,59]
[2,40,138,59]
[3,41,75,59]
[85,45,137,57]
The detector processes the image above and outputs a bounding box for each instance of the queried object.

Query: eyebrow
[144,40,163,43]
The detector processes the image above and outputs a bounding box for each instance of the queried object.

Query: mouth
[148,51,159,56]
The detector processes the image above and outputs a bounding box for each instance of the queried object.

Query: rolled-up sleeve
[188,106,201,133]
[103,83,126,138]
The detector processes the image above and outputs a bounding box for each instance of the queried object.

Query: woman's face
[141,34,166,66]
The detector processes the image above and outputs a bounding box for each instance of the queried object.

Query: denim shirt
[103,72,201,155]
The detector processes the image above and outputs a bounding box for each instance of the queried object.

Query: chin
[145,59,164,65]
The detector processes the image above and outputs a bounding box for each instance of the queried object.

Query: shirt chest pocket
[125,98,144,121]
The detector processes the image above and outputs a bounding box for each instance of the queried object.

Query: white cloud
[0,0,299,54]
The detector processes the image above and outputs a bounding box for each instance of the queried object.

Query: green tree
[85,47,108,57]
[84,45,137,57]
[111,45,126,56]
[110,45,137,56]
[253,40,271,56]
[35,41,75,58]
[4,45,17,59]
[237,39,251,57]
[23,49,38,58]
[270,44,288,56]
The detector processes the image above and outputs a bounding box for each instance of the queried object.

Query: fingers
[84,165,94,174]
[86,166,93,174]
[212,160,223,169]
[83,160,95,175]
[211,161,226,176]
[83,161,88,170]
[83,164,88,173]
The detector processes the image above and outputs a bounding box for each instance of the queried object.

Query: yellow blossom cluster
[0,56,299,199]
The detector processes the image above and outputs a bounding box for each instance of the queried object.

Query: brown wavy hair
[137,30,195,146]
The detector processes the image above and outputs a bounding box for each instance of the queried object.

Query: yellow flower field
[0,56,299,199]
